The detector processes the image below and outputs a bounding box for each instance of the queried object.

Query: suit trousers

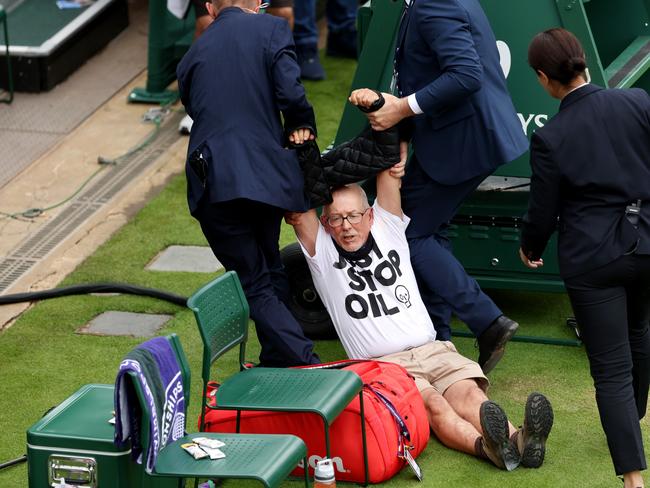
[401,156,502,340]
[293,0,356,47]
[195,199,320,367]
[565,254,650,475]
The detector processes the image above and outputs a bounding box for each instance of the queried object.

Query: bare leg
[421,387,481,455]
[623,470,644,488]
[444,379,517,437]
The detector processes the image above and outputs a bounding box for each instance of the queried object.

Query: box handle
[48,454,97,488]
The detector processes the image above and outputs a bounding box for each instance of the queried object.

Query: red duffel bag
[201,360,430,483]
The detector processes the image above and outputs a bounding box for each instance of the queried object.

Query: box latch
[48,454,97,487]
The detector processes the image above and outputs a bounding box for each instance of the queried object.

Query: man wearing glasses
[286,160,553,471]
[348,0,529,375]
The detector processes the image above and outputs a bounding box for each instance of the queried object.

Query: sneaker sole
[480,401,520,471]
[481,321,519,374]
[521,392,554,468]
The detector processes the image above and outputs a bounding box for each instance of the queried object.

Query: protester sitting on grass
[285,153,554,471]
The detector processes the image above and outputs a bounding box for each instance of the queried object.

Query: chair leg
[303,456,309,488]
[236,410,241,433]
[359,391,369,487]
[199,382,209,432]
[323,421,331,459]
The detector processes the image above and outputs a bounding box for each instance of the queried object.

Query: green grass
[1,53,649,488]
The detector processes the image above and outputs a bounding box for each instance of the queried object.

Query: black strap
[357,91,386,113]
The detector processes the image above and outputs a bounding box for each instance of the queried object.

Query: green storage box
[26,383,181,488]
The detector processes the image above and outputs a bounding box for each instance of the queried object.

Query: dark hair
[528,28,587,85]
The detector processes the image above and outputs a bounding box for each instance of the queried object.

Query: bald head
[325,185,369,215]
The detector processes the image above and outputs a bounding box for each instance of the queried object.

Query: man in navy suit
[350,0,528,373]
[177,0,320,367]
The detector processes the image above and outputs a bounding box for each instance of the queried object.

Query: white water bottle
[314,458,336,488]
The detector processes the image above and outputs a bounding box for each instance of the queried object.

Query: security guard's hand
[367,93,413,131]
[519,247,544,269]
[349,88,381,109]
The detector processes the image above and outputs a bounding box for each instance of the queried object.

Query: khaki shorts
[379,341,489,394]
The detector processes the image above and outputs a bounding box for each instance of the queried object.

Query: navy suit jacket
[395,0,527,184]
[521,84,650,278]
[177,8,313,214]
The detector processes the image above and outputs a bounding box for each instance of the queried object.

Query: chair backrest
[187,271,250,384]
[167,333,191,407]
[124,334,190,469]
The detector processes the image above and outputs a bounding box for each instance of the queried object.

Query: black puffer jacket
[295,125,401,208]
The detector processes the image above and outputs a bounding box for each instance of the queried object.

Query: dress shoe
[326,29,358,59]
[477,315,519,374]
[296,44,325,81]
[479,400,520,471]
[512,392,554,468]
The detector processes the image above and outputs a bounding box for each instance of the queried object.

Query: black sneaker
[479,400,521,471]
[515,392,554,468]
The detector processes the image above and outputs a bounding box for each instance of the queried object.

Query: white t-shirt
[301,203,436,359]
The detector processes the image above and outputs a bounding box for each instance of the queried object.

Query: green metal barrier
[128,1,195,105]
[340,0,650,293]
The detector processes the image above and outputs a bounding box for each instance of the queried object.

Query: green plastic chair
[126,334,309,488]
[187,271,370,485]
[0,5,13,104]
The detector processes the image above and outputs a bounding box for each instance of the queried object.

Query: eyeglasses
[325,208,370,227]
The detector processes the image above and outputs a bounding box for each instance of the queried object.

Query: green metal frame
[0,5,13,104]
[128,0,193,104]
[188,271,370,485]
[452,329,581,347]
[555,0,607,87]
[334,0,401,145]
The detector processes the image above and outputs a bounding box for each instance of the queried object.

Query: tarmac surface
[0,0,189,329]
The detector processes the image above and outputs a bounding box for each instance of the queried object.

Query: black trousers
[565,254,650,475]
[401,156,501,340]
[195,199,320,367]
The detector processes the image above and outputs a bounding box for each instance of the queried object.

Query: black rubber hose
[0,407,56,471]
[0,455,27,471]
[0,283,188,307]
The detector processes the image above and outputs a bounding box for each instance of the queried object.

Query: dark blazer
[521,84,650,278]
[177,7,314,214]
[395,0,528,185]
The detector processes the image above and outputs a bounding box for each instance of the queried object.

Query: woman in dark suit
[519,28,650,488]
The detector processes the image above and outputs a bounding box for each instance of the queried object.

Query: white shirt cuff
[407,94,423,115]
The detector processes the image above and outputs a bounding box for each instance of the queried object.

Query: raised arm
[375,141,408,217]
[285,209,320,257]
